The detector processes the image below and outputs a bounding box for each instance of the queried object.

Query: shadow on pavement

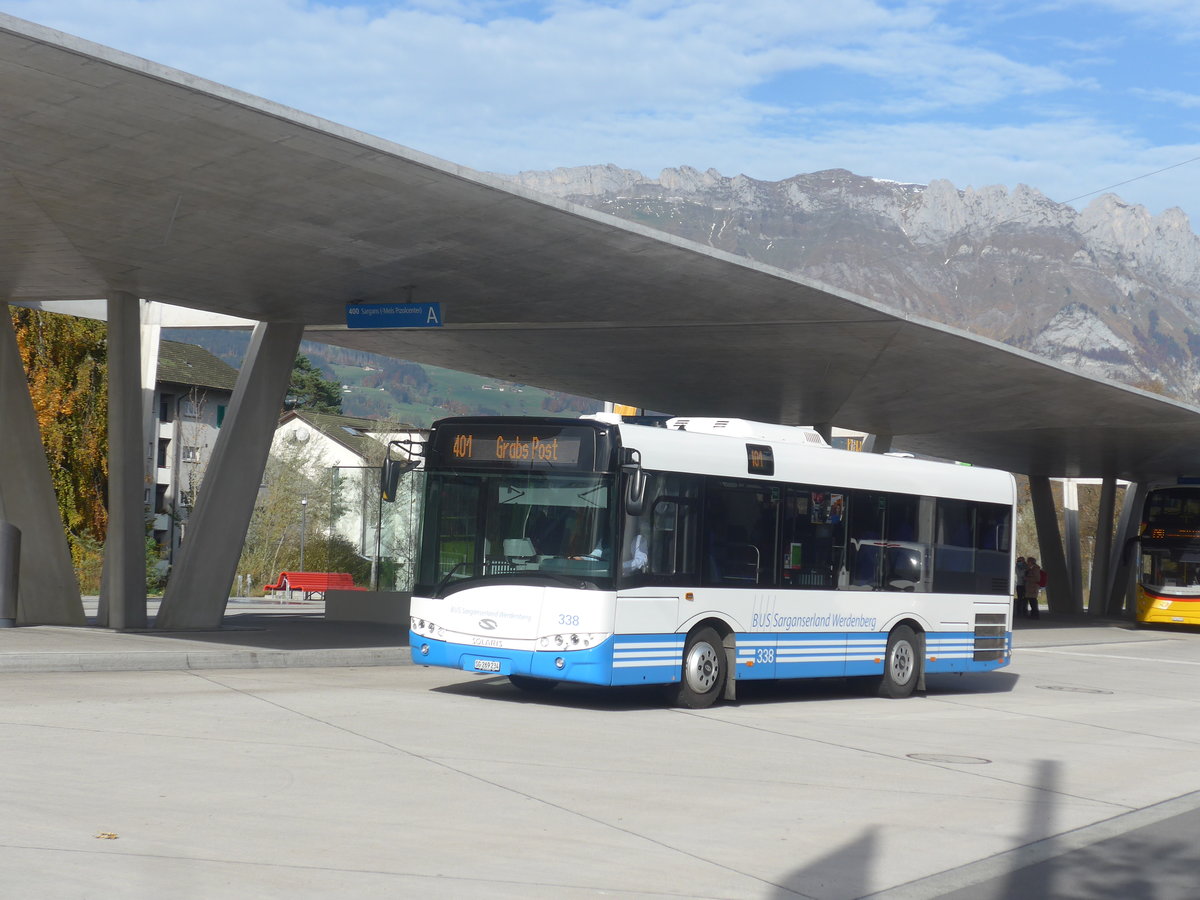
[125,612,409,651]
[769,757,1200,899]
[432,669,1020,712]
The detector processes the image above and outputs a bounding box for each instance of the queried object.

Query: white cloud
[1134,88,1200,110]
[4,0,1199,221]
[1073,0,1200,40]
[3,1,1077,115]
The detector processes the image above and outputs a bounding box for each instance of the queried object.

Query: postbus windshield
[417,470,615,594]
[1142,545,1200,596]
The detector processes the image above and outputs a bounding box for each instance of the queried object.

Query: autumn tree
[10,308,108,586]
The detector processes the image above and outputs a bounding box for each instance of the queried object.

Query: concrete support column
[813,423,833,444]
[863,433,893,454]
[141,303,164,484]
[1088,476,1118,616]
[102,292,148,629]
[1030,475,1076,615]
[1108,482,1146,618]
[1062,479,1083,611]
[156,321,302,629]
[0,305,84,625]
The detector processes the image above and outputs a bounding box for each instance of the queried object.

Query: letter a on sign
[426,306,441,325]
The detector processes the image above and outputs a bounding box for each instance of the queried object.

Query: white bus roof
[615,420,1015,505]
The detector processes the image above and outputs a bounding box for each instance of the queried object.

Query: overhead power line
[1058,154,1200,208]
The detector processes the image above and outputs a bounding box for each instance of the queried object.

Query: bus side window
[934,498,976,593]
[974,502,1011,594]
[780,488,836,589]
[621,473,699,585]
[703,480,778,587]
[649,497,698,576]
[882,493,927,592]
[844,491,885,590]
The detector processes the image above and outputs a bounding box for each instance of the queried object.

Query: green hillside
[164,328,603,426]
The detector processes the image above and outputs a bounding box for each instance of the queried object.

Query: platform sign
[346,302,442,329]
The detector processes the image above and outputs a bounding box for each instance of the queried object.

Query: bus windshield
[1140,487,1200,596]
[1142,545,1200,596]
[417,470,615,593]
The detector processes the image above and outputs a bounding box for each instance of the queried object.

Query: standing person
[1023,557,1042,619]
[1014,557,1027,618]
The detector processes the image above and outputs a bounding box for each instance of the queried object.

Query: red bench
[263,572,365,601]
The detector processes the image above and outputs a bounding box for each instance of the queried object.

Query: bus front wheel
[879,625,921,699]
[672,626,726,709]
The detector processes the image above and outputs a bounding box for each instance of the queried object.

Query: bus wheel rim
[686,641,720,692]
[891,641,914,684]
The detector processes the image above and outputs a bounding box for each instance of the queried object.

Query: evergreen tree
[287,354,342,414]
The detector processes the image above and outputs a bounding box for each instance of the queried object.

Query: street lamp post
[300,497,308,571]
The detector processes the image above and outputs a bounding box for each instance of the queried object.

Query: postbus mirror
[622,448,647,516]
[381,438,423,502]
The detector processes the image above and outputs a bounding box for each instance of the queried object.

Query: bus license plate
[474,659,501,672]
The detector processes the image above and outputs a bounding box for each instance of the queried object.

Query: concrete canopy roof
[3,13,1200,481]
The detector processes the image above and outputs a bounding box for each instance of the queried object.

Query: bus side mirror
[381,438,422,502]
[622,448,647,516]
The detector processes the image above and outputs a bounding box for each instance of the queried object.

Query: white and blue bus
[409,415,1014,707]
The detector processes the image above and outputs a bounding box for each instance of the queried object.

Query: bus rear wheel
[509,674,558,693]
[879,625,921,699]
[672,626,726,709]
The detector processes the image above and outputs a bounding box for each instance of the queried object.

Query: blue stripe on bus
[610,635,685,685]
[410,627,1010,689]
[735,631,1010,679]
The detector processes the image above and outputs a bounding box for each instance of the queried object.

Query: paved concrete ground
[2,608,1200,898]
[0,599,410,673]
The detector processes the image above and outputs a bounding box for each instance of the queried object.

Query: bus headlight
[411,617,444,639]
[537,632,606,651]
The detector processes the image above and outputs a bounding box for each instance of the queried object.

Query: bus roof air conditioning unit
[664,417,829,447]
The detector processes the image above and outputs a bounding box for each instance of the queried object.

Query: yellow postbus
[1137,482,1200,625]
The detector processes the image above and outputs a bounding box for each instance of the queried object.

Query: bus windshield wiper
[435,561,469,597]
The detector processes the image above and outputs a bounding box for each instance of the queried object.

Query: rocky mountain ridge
[505,165,1200,400]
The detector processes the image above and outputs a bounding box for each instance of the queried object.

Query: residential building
[150,341,238,572]
[271,410,426,589]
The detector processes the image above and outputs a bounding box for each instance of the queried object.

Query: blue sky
[7,0,1200,223]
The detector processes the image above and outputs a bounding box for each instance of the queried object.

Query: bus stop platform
[0,600,410,673]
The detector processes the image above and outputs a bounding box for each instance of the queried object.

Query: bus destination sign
[438,426,589,469]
